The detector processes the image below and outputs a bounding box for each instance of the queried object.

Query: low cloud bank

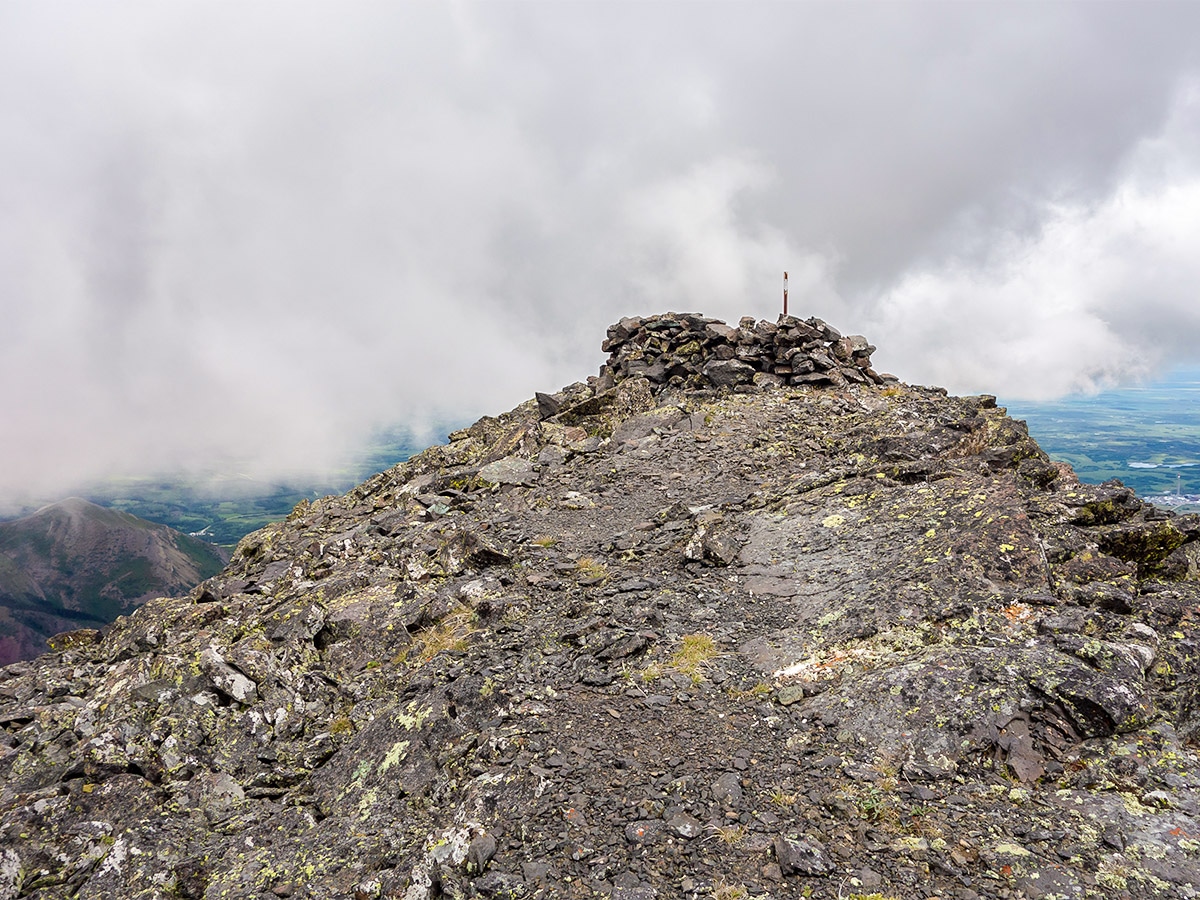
[1,3,1198,507]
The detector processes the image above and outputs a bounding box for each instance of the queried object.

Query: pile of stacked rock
[593,312,894,395]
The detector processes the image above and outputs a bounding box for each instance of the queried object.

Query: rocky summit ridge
[3,312,1200,900]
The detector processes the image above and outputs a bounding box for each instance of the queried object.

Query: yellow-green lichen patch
[395,701,433,731]
[378,740,410,774]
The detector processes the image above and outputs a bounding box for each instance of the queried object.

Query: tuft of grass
[712,882,749,900]
[413,606,477,664]
[873,754,900,781]
[946,425,991,459]
[838,758,925,835]
[575,557,609,583]
[729,681,772,700]
[531,536,558,548]
[640,662,664,683]
[770,789,798,808]
[899,802,941,839]
[668,633,719,684]
[710,824,744,845]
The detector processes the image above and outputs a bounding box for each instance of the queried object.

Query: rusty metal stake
[783,271,789,317]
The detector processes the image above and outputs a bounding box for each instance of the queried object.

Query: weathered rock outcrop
[2,313,1200,900]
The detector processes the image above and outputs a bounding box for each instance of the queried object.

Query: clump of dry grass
[643,633,721,685]
[709,824,744,846]
[575,557,610,583]
[393,606,477,667]
[668,633,719,683]
[712,881,749,900]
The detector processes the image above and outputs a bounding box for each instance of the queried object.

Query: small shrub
[856,785,891,823]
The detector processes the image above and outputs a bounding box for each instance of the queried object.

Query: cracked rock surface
[3,312,1200,900]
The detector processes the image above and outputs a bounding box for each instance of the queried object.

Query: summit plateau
[2,313,1200,900]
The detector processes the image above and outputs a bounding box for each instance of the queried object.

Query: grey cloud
[2,2,1199,507]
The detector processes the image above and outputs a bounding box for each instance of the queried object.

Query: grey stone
[520,861,551,886]
[198,648,258,704]
[478,456,538,487]
[475,872,526,896]
[773,835,831,875]
[535,392,562,419]
[465,833,497,874]
[612,871,658,900]
[776,684,806,706]
[705,322,738,342]
[612,407,684,444]
[702,359,756,387]
[624,820,663,844]
[666,811,703,838]
[712,772,743,806]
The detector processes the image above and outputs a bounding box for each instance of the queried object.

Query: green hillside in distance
[80,426,449,546]
[1002,366,1200,511]
[89,477,340,548]
[0,498,229,663]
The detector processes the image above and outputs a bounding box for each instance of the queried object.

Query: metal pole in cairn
[783,271,789,317]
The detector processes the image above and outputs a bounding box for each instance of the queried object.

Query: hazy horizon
[3,2,1199,510]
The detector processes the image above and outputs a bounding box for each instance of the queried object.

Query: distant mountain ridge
[0,497,228,663]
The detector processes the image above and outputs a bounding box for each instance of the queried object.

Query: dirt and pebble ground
[2,313,1200,900]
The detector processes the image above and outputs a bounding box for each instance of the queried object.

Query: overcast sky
[2,2,1199,508]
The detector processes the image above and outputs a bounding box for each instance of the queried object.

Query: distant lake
[1001,367,1200,509]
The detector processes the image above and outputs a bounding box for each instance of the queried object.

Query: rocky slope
[2,313,1199,900]
[0,498,229,664]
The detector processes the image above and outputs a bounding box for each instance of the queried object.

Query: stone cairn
[593,312,894,395]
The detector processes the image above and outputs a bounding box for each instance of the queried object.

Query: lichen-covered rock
[2,312,1200,899]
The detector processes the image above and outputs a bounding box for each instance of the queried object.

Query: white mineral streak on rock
[404,827,475,900]
[0,849,20,900]
[96,837,129,878]
[199,648,258,704]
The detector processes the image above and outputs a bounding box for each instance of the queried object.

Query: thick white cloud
[0,2,1198,507]
[869,80,1200,397]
